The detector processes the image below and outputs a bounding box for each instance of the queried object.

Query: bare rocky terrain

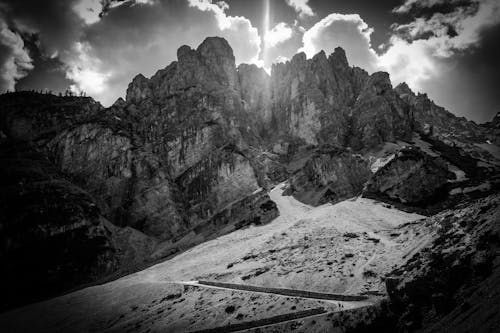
[0,37,499,332]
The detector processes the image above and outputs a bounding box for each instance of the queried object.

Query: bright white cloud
[285,0,315,18]
[265,22,293,48]
[186,0,262,64]
[378,37,439,90]
[274,55,289,63]
[299,13,378,71]
[0,20,33,91]
[297,0,500,96]
[380,0,500,91]
[73,0,102,25]
[66,42,110,95]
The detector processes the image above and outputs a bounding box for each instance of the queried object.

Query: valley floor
[0,184,431,332]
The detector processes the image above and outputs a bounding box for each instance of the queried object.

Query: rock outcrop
[363,147,453,205]
[284,145,372,206]
[349,72,413,149]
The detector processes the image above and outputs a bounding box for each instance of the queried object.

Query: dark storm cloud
[15,34,72,93]
[0,0,84,56]
[0,0,85,91]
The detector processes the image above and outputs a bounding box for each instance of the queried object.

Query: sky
[0,0,499,123]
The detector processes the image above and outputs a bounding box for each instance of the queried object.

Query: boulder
[284,145,372,206]
[364,147,453,205]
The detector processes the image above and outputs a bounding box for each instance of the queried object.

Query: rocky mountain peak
[329,46,349,69]
[176,44,197,63]
[197,36,234,59]
[195,36,238,88]
[312,50,327,62]
[363,71,392,96]
[394,82,414,96]
[483,111,500,129]
[237,63,269,79]
[126,73,151,103]
[291,51,307,65]
[112,97,126,108]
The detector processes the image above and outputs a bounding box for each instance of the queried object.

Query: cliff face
[116,37,276,237]
[269,49,361,147]
[0,139,154,311]
[262,48,414,150]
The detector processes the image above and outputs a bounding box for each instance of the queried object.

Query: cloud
[265,22,293,48]
[187,0,261,64]
[393,0,466,14]
[73,0,102,25]
[62,0,262,105]
[66,41,110,95]
[285,0,314,18]
[299,13,378,71]
[1,0,261,104]
[0,0,85,57]
[380,0,500,92]
[378,36,439,90]
[0,20,33,91]
[294,0,500,122]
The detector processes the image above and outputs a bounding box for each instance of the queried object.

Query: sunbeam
[262,0,270,65]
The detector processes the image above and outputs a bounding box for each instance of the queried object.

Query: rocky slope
[0,36,499,319]
[482,112,500,130]
[386,195,500,332]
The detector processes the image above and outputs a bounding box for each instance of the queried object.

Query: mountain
[0,37,499,331]
[483,112,500,129]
